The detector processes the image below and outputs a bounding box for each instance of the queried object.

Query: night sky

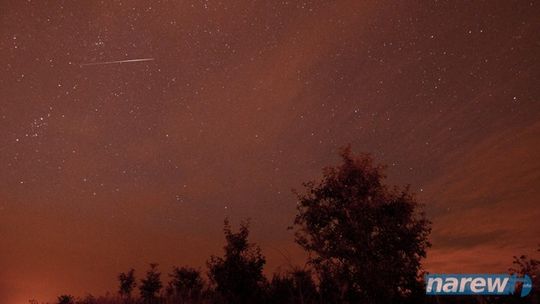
[1,1,539,303]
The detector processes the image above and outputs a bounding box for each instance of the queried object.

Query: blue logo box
[425,274,532,297]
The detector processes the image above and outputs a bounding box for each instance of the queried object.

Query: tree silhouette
[509,247,540,277]
[506,246,540,304]
[167,266,204,302]
[292,146,431,303]
[139,263,162,303]
[207,219,266,304]
[118,268,136,300]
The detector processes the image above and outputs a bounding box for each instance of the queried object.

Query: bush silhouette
[139,263,162,303]
[57,294,74,304]
[166,266,205,302]
[118,268,136,300]
[268,268,318,304]
[207,219,266,304]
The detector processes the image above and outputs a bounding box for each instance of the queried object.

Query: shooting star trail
[80,58,155,67]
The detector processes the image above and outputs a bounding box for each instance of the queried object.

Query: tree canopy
[292,146,431,303]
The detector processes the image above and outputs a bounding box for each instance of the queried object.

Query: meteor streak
[80,58,155,66]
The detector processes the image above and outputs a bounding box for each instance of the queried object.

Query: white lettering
[459,277,473,292]
[487,277,509,293]
[442,277,459,292]
[427,277,443,292]
[470,278,486,292]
